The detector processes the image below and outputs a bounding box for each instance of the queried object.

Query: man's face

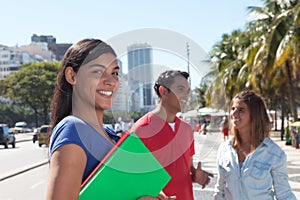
[164,76,190,114]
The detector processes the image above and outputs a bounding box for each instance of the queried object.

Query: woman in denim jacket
[214,90,296,200]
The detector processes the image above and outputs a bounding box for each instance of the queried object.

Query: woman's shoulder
[50,116,91,146]
[54,116,87,131]
[262,137,285,158]
[216,139,233,165]
[217,139,232,153]
[221,138,232,146]
[59,115,85,125]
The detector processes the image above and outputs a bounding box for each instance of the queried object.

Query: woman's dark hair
[154,70,189,98]
[50,39,116,131]
[231,90,270,149]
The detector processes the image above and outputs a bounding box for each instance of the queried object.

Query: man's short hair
[153,70,189,97]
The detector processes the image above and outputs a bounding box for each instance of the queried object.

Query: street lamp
[186,42,191,87]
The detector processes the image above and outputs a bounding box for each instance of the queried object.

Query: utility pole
[186,42,191,87]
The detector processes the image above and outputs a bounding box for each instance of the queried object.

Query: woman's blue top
[49,115,119,182]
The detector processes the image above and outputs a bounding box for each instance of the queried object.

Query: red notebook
[79,132,171,200]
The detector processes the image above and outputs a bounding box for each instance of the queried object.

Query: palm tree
[248,0,300,121]
[208,30,253,109]
[207,0,300,129]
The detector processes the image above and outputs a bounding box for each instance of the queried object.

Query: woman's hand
[138,191,176,200]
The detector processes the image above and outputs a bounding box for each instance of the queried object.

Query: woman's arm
[46,144,87,200]
[213,164,225,200]
[213,146,225,200]
[272,153,297,200]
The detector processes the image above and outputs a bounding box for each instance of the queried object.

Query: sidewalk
[193,131,300,199]
[270,131,300,198]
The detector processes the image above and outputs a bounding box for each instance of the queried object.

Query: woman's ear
[65,67,77,85]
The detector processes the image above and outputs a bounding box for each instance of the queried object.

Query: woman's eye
[237,109,244,114]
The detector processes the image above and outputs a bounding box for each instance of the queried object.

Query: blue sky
[1,0,262,52]
[1,0,262,88]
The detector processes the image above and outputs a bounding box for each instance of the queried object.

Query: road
[0,134,48,181]
[0,164,48,199]
[0,134,49,199]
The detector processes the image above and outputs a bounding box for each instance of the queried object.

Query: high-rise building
[112,59,129,112]
[127,43,154,112]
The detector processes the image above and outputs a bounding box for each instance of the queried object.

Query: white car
[13,121,32,133]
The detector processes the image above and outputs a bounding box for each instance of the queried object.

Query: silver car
[0,124,16,148]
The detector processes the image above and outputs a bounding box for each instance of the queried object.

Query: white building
[16,42,56,62]
[0,45,34,80]
[110,59,130,112]
[0,42,57,80]
[112,75,129,112]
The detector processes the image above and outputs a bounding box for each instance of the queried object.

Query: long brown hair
[231,90,270,148]
[49,39,116,133]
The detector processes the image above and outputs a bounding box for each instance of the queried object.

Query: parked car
[38,125,51,147]
[13,121,32,133]
[0,124,16,148]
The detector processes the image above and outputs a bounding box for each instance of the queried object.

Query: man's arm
[190,158,214,189]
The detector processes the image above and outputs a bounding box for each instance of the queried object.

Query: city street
[0,131,299,199]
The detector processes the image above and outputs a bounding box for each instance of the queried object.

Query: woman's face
[73,53,119,111]
[230,99,251,133]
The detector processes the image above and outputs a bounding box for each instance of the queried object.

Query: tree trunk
[274,111,278,131]
[34,108,38,128]
[285,60,298,121]
[43,103,49,125]
[280,86,285,140]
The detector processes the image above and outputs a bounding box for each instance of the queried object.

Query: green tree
[247,0,300,121]
[207,0,300,132]
[208,30,251,109]
[0,62,60,126]
[103,111,116,124]
[194,76,210,108]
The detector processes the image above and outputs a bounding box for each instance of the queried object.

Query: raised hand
[192,162,214,189]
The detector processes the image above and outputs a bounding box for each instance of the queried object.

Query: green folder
[79,132,171,200]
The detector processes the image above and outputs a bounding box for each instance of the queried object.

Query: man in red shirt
[131,70,213,200]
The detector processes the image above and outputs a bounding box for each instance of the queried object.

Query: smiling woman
[214,90,296,200]
[46,39,121,200]
[46,39,170,200]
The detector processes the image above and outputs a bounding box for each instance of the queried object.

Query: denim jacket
[214,137,296,200]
